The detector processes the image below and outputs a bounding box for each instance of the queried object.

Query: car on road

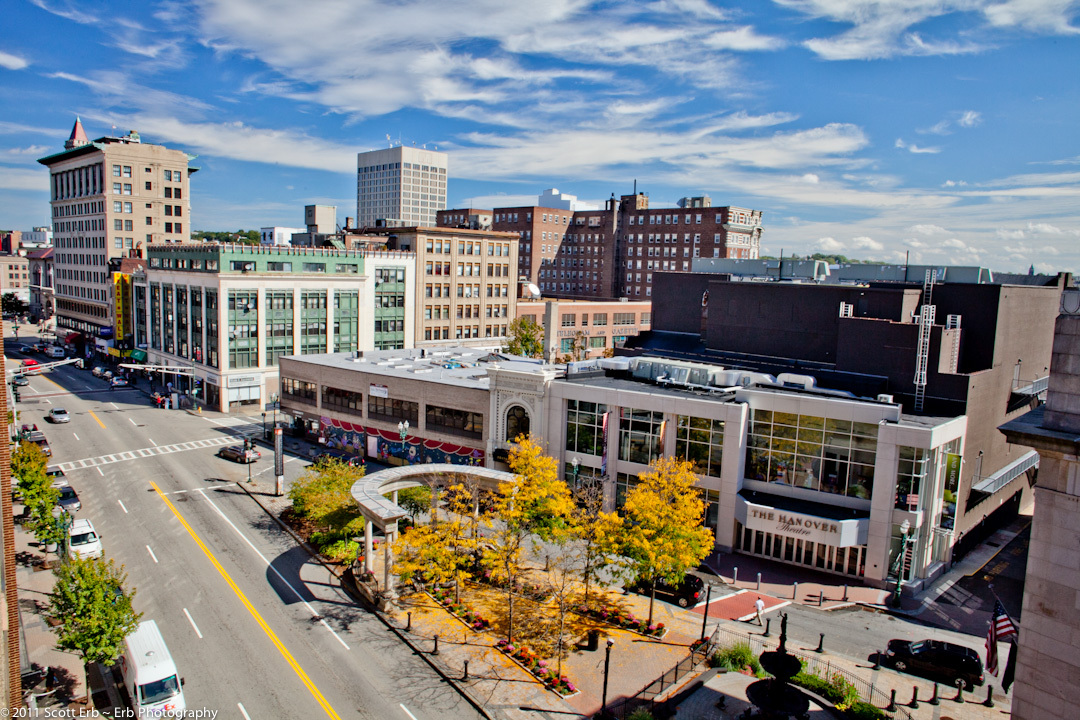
[17,345,35,354]
[46,346,66,359]
[110,376,129,389]
[53,480,81,514]
[91,366,107,378]
[21,358,40,370]
[47,408,70,423]
[312,450,365,468]
[32,342,47,353]
[68,518,103,559]
[46,467,65,480]
[12,374,29,386]
[218,445,260,463]
[626,574,706,608]
[885,638,985,690]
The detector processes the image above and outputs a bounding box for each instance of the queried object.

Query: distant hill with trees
[192,230,260,245]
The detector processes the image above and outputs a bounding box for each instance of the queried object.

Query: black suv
[627,574,705,608]
[885,639,985,690]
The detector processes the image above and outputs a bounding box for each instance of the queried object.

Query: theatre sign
[736,497,868,547]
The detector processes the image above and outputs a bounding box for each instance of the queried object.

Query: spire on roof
[65,117,89,150]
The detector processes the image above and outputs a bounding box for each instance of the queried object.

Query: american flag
[986,601,1018,675]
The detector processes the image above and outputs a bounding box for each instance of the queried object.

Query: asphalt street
[11,347,483,720]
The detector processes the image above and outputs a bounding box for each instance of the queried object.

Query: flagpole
[987,583,1019,629]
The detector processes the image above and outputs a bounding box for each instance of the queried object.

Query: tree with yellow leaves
[395,481,478,602]
[484,435,575,642]
[621,457,714,625]
[571,481,624,605]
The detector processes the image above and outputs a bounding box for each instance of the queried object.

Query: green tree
[46,556,142,681]
[2,292,27,315]
[395,486,431,523]
[504,316,545,358]
[622,457,714,625]
[484,436,575,642]
[12,440,49,487]
[14,442,63,560]
[288,460,366,552]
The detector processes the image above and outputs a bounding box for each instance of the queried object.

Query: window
[321,386,363,417]
[165,187,172,198]
[566,400,607,455]
[267,262,293,272]
[145,182,152,191]
[123,184,132,195]
[561,314,576,327]
[302,263,326,272]
[613,313,634,325]
[281,378,316,403]
[592,313,607,326]
[123,166,131,178]
[896,446,930,510]
[618,408,664,465]
[745,411,878,499]
[675,416,724,477]
[505,406,530,443]
[425,405,483,439]
[368,396,419,423]
[164,170,173,181]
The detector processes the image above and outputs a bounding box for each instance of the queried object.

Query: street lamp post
[571,457,580,489]
[601,638,614,718]
[398,420,410,463]
[891,519,912,607]
[262,412,267,440]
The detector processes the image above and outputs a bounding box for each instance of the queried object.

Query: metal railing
[602,640,714,719]
[708,625,914,720]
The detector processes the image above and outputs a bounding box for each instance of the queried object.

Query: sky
[1,0,1079,274]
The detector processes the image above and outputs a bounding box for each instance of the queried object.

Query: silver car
[48,408,70,424]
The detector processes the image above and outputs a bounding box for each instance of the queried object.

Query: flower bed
[428,588,491,631]
[577,604,666,638]
[494,639,577,696]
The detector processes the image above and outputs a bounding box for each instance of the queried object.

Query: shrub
[710,643,761,675]
[320,538,360,562]
[791,671,859,709]
[627,709,655,720]
[844,701,885,720]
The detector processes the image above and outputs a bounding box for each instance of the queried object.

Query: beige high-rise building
[356,146,447,229]
[38,118,195,346]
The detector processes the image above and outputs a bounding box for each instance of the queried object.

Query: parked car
[24,430,51,456]
[110,376,129,389]
[68,518,103,559]
[885,639,985,690]
[626,574,706,608]
[12,374,29,386]
[218,445,260,464]
[47,408,70,423]
[91,366,107,378]
[53,480,81,514]
[46,467,66,480]
[312,450,365,468]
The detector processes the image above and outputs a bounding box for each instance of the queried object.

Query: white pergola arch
[350,463,517,594]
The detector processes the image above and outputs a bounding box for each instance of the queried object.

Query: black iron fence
[602,640,714,719]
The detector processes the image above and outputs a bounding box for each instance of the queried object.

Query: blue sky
[2,0,1078,273]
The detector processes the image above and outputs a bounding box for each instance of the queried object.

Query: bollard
[872,650,881,671]
[406,611,412,631]
[733,567,738,585]
[909,687,919,708]
[763,618,772,638]
[433,634,440,656]
[929,683,939,706]
[843,584,848,601]
[463,660,469,680]
[984,686,994,708]
[757,572,762,591]
[793,581,799,601]
[953,679,964,703]
[815,633,825,654]
[887,689,897,712]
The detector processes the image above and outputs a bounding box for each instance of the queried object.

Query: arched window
[506,405,530,443]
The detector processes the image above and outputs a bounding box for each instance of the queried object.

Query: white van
[68,518,102,559]
[46,345,65,358]
[118,620,186,717]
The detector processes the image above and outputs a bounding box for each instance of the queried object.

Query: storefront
[734,492,870,578]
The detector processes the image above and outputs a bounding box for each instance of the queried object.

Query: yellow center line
[88,410,106,429]
[150,481,343,720]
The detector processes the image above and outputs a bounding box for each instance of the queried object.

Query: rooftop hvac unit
[777,372,817,390]
[877,394,895,404]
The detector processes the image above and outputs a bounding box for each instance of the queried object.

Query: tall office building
[38,118,195,344]
[356,146,447,229]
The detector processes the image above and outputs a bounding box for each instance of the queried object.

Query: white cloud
[851,236,885,251]
[0,51,29,70]
[0,166,50,191]
[703,26,786,51]
[896,138,941,154]
[802,173,820,184]
[943,238,968,249]
[1027,222,1064,234]
[920,109,982,135]
[27,0,98,25]
[957,110,982,127]
[815,237,845,252]
[907,224,948,235]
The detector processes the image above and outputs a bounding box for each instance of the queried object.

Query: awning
[130,348,147,362]
[736,491,870,547]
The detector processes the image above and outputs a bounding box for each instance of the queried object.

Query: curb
[236,482,498,720]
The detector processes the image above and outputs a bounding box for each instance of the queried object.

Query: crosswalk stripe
[57,436,245,471]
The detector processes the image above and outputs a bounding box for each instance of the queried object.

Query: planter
[575,604,667,639]
[494,639,578,697]
[426,590,492,632]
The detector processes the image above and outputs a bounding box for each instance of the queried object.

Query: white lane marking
[148,438,157,446]
[97,467,104,476]
[400,704,420,720]
[54,434,241,472]
[183,608,203,639]
[110,402,119,410]
[72,433,79,441]
[146,545,159,563]
[118,499,128,514]
[238,704,251,720]
[128,417,137,426]
[195,488,351,650]
[45,398,52,405]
